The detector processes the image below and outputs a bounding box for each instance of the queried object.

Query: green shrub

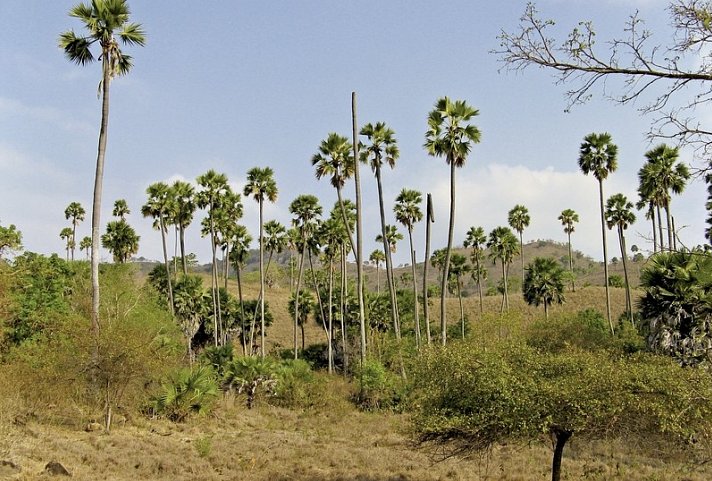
[608,274,625,288]
[352,358,403,410]
[271,359,317,408]
[223,356,277,408]
[150,365,219,422]
[526,309,612,352]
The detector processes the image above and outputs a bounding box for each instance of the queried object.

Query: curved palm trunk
[618,226,634,325]
[159,215,175,316]
[352,92,367,364]
[258,200,266,358]
[441,162,457,346]
[598,180,613,334]
[375,164,400,339]
[90,54,113,344]
[567,232,575,292]
[408,228,421,348]
[423,193,433,345]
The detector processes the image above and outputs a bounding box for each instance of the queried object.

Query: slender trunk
[328,261,334,374]
[672,215,677,251]
[340,248,348,373]
[544,301,549,320]
[223,244,229,292]
[173,225,178,277]
[476,253,483,314]
[90,54,112,348]
[159,215,175,316]
[376,261,381,293]
[567,232,575,292]
[423,193,433,345]
[519,231,524,277]
[235,262,247,355]
[259,200,266,358]
[551,428,573,481]
[408,229,420,349]
[336,187,357,260]
[265,250,274,280]
[294,245,307,360]
[352,92,367,364]
[308,252,328,349]
[71,220,77,261]
[665,202,673,251]
[501,261,508,312]
[180,225,188,275]
[457,278,464,339]
[599,180,613,334]
[209,211,219,346]
[619,226,634,325]
[656,204,665,251]
[441,161,457,346]
[375,165,400,339]
[650,207,657,253]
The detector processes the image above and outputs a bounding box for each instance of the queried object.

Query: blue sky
[0,0,707,265]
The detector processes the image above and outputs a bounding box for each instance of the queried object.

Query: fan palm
[79,235,92,259]
[101,219,139,263]
[64,201,85,261]
[448,253,471,339]
[508,204,530,275]
[464,226,487,313]
[369,249,386,293]
[169,180,196,275]
[579,132,618,333]
[523,257,566,319]
[488,226,519,312]
[141,182,175,315]
[605,193,637,325]
[394,188,424,347]
[361,122,401,339]
[424,97,481,345]
[59,0,145,336]
[60,227,74,261]
[244,167,278,358]
[228,225,251,353]
[558,209,579,291]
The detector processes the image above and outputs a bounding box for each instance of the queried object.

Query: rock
[44,461,71,476]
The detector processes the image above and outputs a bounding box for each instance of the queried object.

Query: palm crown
[578,132,618,181]
[605,194,636,231]
[394,189,423,230]
[360,122,399,171]
[558,209,579,234]
[312,134,354,189]
[424,97,481,167]
[244,167,278,204]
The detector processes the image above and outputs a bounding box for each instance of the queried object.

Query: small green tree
[0,221,22,259]
[523,257,566,319]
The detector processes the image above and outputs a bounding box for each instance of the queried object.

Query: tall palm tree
[263,220,287,279]
[169,180,196,275]
[64,201,85,261]
[394,188,424,347]
[605,193,637,325]
[351,92,368,365]
[464,226,487,313]
[508,204,530,275]
[244,167,278,358]
[424,97,481,345]
[643,144,691,251]
[487,226,519,312]
[361,122,401,338]
[228,224,252,354]
[375,225,403,259]
[523,257,566,320]
[79,236,92,260]
[141,182,175,315]
[578,132,618,334]
[369,249,386,293]
[196,169,230,346]
[112,198,130,220]
[557,209,579,291]
[289,194,322,359]
[422,193,435,345]
[60,227,74,261]
[101,218,139,263]
[60,0,145,337]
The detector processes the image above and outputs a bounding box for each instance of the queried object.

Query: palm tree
[141,182,175,315]
[64,201,85,261]
[60,227,74,261]
[228,224,252,354]
[361,122,401,338]
[424,97,481,345]
[523,257,566,319]
[605,193,637,325]
[464,226,487,313]
[558,209,579,291]
[263,220,287,279]
[643,144,691,250]
[196,169,230,346]
[369,249,386,293]
[288,289,315,351]
[289,194,322,359]
[394,188,424,347]
[101,219,139,263]
[244,167,278,358]
[448,253,471,339]
[173,275,209,364]
[112,199,130,220]
[422,193,435,345]
[351,92,368,365]
[375,225,403,259]
[487,226,519,312]
[79,235,92,259]
[169,180,196,275]
[60,0,145,337]
[508,204,530,275]
[578,132,618,334]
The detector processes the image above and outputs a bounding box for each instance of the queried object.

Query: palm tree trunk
[672,215,678,251]
[180,225,188,276]
[650,207,657,253]
[441,162,457,345]
[598,180,614,334]
[352,92,367,364]
[159,216,175,316]
[173,225,178,277]
[209,212,219,346]
[328,261,334,374]
[476,254,484,314]
[308,251,328,346]
[665,203,674,252]
[544,301,549,320]
[656,205,665,251]
[519,231,524,276]
[293,245,307,360]
[423,193,433,345]
[619,226,633,325]
[504,261,510,310]
[258,200,266,358]
[375,165,400,339]
[457,278,465,339]
[71,220,77,261]
[567,232,575,292]
[90,55,112,346]
[340,247,348,373]
[376,261,381,293]
[408,229,421,349]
